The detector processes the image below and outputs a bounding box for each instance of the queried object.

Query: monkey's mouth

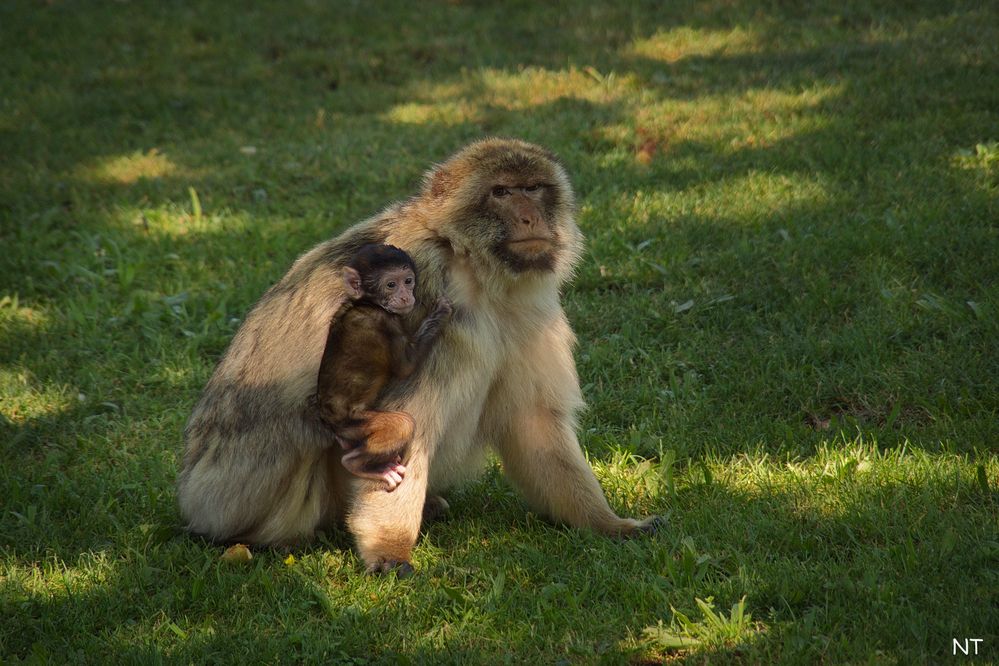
[508,238,554,253]
[494,235,559,272]
[384,300,416,315]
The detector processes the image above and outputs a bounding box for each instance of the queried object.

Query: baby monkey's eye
[387,281,396,289]
[491,186,510,197]
[405,277,414,285]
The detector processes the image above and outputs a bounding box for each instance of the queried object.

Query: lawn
[1,0,997,663]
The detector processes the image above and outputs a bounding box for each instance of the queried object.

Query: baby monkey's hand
[433,296,453,318]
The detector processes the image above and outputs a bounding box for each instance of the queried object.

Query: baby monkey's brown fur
[316,244,451,490]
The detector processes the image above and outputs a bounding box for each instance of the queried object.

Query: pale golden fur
[177,138,659,569]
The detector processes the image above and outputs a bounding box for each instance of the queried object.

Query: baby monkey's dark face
[376,266,417,315]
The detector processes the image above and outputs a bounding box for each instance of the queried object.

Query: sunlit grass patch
[639,86,840,142]
[639,595,762,655]
[627,25,763,63]
[0,295,48,329]
[3,551,120,599]
[952,141,999,194]
[694,171,835,220]
[478,66,638,107]
[0,368,77,427]
[81,149,183,186]
[383,101,482,126]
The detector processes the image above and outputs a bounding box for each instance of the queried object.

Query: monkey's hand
[405,297,453,369]
[432,296,453,319]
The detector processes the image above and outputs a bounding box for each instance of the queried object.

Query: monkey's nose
[520,212,544,227]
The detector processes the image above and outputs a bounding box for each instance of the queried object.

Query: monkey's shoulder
[333,302,379,322]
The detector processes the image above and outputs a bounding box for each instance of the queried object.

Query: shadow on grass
[3,462,995,661]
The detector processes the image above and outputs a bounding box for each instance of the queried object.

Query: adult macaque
[177,138,662,572]
[315,243,452,491]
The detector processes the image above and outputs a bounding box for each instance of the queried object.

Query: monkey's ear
[342,267,363,300]
[427,165,457,199]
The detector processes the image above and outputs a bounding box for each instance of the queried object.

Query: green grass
[1,0,997,662]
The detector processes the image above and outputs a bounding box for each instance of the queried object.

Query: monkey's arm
[486,314,663,537]
[392,297,452,378]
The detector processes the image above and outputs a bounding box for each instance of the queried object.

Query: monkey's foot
[381,462,406,491]
[626,515,667,538]
[422,495,450,525]
[349,460,407,490]
[367,558,414,577]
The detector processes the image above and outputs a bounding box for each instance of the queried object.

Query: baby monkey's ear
[342,267,364,300]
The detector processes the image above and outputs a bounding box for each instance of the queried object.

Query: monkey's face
[375,266,417,315]
[425,139,581,280]
[485,180,559,273]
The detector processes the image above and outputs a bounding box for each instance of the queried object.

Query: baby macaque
[315,244,451,490]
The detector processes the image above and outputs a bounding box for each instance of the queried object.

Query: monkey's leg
[488,319,663,537]
[346,443,428,575]
[493,406,661,536]
[422,495,450,525]
[357,410,415,453]
[338,411,413,490]
[178,431,331,546]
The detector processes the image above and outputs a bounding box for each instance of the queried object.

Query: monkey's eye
[404,277,414,285]
[387,281,397,289]
[524,184,541,192]
[491,186,510,197]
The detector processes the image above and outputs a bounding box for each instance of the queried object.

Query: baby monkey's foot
[381,461,406,491]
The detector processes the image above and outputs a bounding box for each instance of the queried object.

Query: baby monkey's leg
[339,411,415,491]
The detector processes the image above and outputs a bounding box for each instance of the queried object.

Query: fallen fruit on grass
[221,544,253,562]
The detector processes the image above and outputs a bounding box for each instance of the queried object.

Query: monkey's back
[318,304,394,419]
